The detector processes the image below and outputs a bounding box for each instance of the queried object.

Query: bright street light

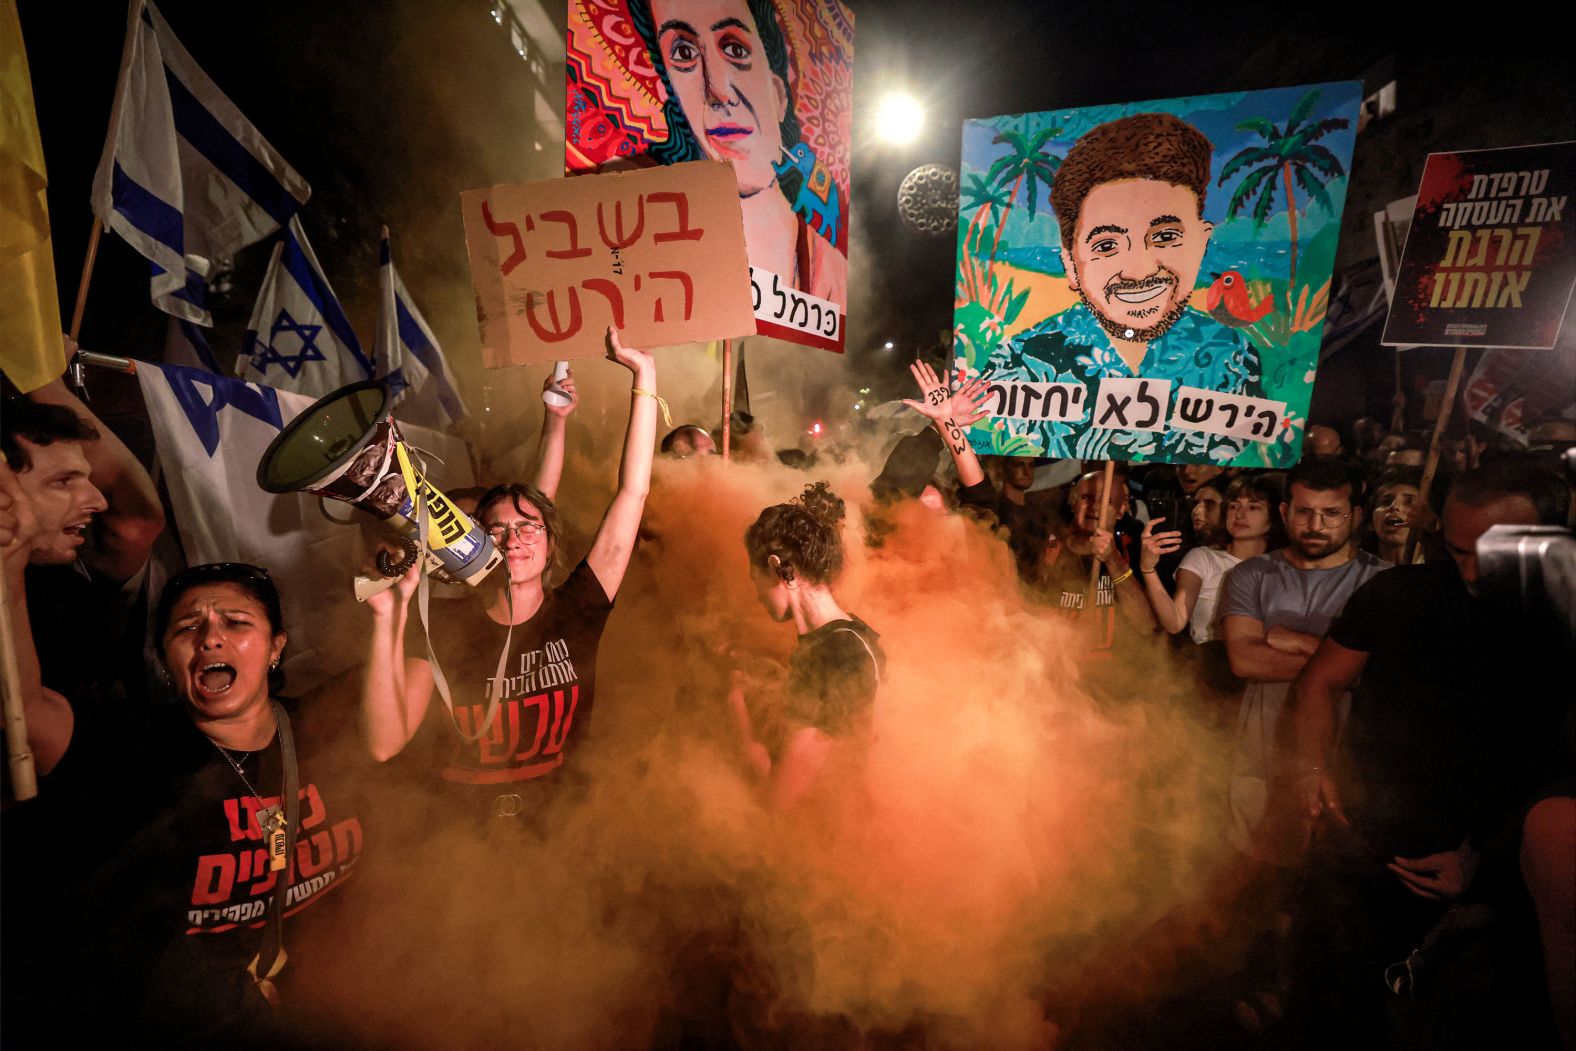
[875,92,924,145]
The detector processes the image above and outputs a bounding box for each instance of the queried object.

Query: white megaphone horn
[256,380,502,601]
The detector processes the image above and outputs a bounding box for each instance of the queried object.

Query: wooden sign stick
[721,338,734,462]
[1088,459,1116,595]
[1404,345,1468,563]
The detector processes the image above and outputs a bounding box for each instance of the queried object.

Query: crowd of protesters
[0,335,1571,1049]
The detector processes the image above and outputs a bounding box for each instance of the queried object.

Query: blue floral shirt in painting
[982,302,1267,465]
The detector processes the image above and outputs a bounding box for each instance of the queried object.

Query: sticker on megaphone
[257,380,502,592]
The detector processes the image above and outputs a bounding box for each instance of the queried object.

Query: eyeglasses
[485,521,547,543]
[1288,506,1351,526]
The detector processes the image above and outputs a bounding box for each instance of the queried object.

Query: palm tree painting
[1217,88,1350,311]
[982,123,1061,270]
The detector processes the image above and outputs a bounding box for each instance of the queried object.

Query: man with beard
[983,112,1268,465]
[1,367,164,710]
[1220,456,1384,864]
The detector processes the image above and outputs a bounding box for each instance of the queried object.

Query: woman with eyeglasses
[0,549,366,1042]
[359,327,658,821]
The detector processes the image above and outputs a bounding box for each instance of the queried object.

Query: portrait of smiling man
[983,112,1269,465]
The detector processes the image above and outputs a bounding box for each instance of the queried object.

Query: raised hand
[1138,517,1184,573]
[903,361,990,426]
[605,326,655,380]
[364,555,421,617]
[543,368,578,418]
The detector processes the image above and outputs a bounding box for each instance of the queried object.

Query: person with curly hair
[728,481,883,808]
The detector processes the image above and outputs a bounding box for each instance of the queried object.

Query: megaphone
[257,380,502,599]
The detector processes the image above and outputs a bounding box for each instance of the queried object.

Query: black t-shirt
[783,617,884,737]
[24,560,147,708]
[956,480,1057,578]
[5,702,366,1041]
[406,559,614,792]
[1329,561,1566,859]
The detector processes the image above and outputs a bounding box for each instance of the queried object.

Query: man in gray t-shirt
[1221,459,1386,862]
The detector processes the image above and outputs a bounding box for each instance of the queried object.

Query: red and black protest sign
[1381,141,1575,349]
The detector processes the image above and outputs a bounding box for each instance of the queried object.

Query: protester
[1,482,364,1043]
[1,359,165,707]
[1139,473,1280,645]
[661,423,717,458]
[1035,468,1156,661]
[1304,423,1344,458]
[1285,460,1571,1048]
[727,482,884,810]
[901,361,1055,577]
[359,327,657,821]
[1220,456,1384,863]
[1360,465,1424,565]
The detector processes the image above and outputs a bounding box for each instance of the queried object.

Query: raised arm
[1136,518,1192,634]
[586,327,656,600]
[903,361,989,488]
[0,461,73,775]
[359,562,434,761]
[1090,526,1158,634]
[530,368,577,501]
[32,355,164,582]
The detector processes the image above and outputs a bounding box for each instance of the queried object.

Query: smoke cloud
[289,443,1235,1050]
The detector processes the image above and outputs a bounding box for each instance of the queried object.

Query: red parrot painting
[1206,270,1275,326]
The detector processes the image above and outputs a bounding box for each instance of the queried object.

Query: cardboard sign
[953,82,1361,466]
[565,0,855,353]
[1380,142,1576,350]
[460,161,755,365]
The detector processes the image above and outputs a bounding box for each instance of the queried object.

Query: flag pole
[1404,346,1467,563]
[0,565,36,801]
[67,217,104,343]
[721,338,734,461]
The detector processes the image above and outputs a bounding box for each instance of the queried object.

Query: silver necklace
[210,732,290,872]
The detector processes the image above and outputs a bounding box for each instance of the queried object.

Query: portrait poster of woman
[566,0,854,352]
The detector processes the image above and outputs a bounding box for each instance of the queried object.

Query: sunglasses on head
[167,562,274,591]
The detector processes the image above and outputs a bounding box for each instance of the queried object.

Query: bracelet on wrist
[1109,568,1134,586]
[1140,567,1157,575]
[631,387,673,427]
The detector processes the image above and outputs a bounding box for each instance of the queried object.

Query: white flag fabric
[236,216,372,398]
[375,231,466,429]
[135,362,474,693]
[91,0,310,325]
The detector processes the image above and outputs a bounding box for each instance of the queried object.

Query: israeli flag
[90,1,310,325]
[375,229,466,428]
[237,216,372,398]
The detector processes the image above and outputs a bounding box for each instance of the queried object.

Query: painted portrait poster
[566,0,854,352]
[1380,142,1576,350]
[954,83,1362,466]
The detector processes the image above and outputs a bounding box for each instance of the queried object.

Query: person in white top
[1136,474,1283,643]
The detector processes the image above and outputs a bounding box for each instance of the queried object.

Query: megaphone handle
[353,574,399,603]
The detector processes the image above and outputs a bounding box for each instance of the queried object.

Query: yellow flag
[0,0,66,393]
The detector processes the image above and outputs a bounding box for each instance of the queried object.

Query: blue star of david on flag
[250,309,327,378]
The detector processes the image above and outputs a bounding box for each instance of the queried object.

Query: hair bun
[796,481,845,526]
